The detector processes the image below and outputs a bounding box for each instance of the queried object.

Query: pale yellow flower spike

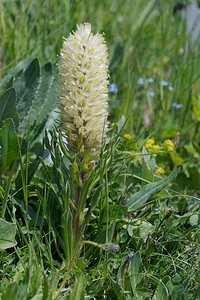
[57,23,109,151]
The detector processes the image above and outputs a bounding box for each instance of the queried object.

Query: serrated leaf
[126,168,180,211]
[0,218,17,249]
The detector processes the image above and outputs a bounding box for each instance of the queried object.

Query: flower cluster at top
[145,138,175,153]
[57,23,109,151]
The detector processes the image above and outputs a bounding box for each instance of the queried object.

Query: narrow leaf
[62,210,73,268]
[130,252,143,292]
[126,168,180,211]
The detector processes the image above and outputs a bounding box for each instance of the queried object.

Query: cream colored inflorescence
[58,23,109,151]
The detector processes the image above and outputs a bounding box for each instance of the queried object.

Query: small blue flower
[110,83,118,93]
[128,251,135,259]
[168,84,173,91]
[172,103,183,109]
[149,91,155,98]
[160,80,168,87]
[137,77,144,85]
[147,78,154,83]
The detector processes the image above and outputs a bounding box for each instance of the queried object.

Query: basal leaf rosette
[58,23,109,155]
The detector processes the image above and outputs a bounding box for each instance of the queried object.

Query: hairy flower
[57,23,109,152]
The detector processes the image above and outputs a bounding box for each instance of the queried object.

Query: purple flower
[110,83,118,93]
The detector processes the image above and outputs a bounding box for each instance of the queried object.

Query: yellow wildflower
[124,134,132,140]
[151,145,160,153]
[145,139,155,152]
[155,167,164,176]
[164,139,175,151]
[111,123,119,127]
[146,139,154,145]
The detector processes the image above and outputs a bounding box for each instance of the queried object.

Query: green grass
[0,0,200,299]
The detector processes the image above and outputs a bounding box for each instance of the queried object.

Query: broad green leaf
[130,252,143,292]
[139,221,155,239]
[12,58,57,139]
[0,56,33,97]
[0,119,18,173]
[70,273,85,300]
[126,168,180,211]
[152,282,168,300]
[32,62,57,128]
[14,58,40,119]
[0,218,17,249]
[165,229,183,241]
[1,282,18,300]
[189,214,198,226]
[0,88,18,126]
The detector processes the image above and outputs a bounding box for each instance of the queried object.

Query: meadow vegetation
[0,0,200,299]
